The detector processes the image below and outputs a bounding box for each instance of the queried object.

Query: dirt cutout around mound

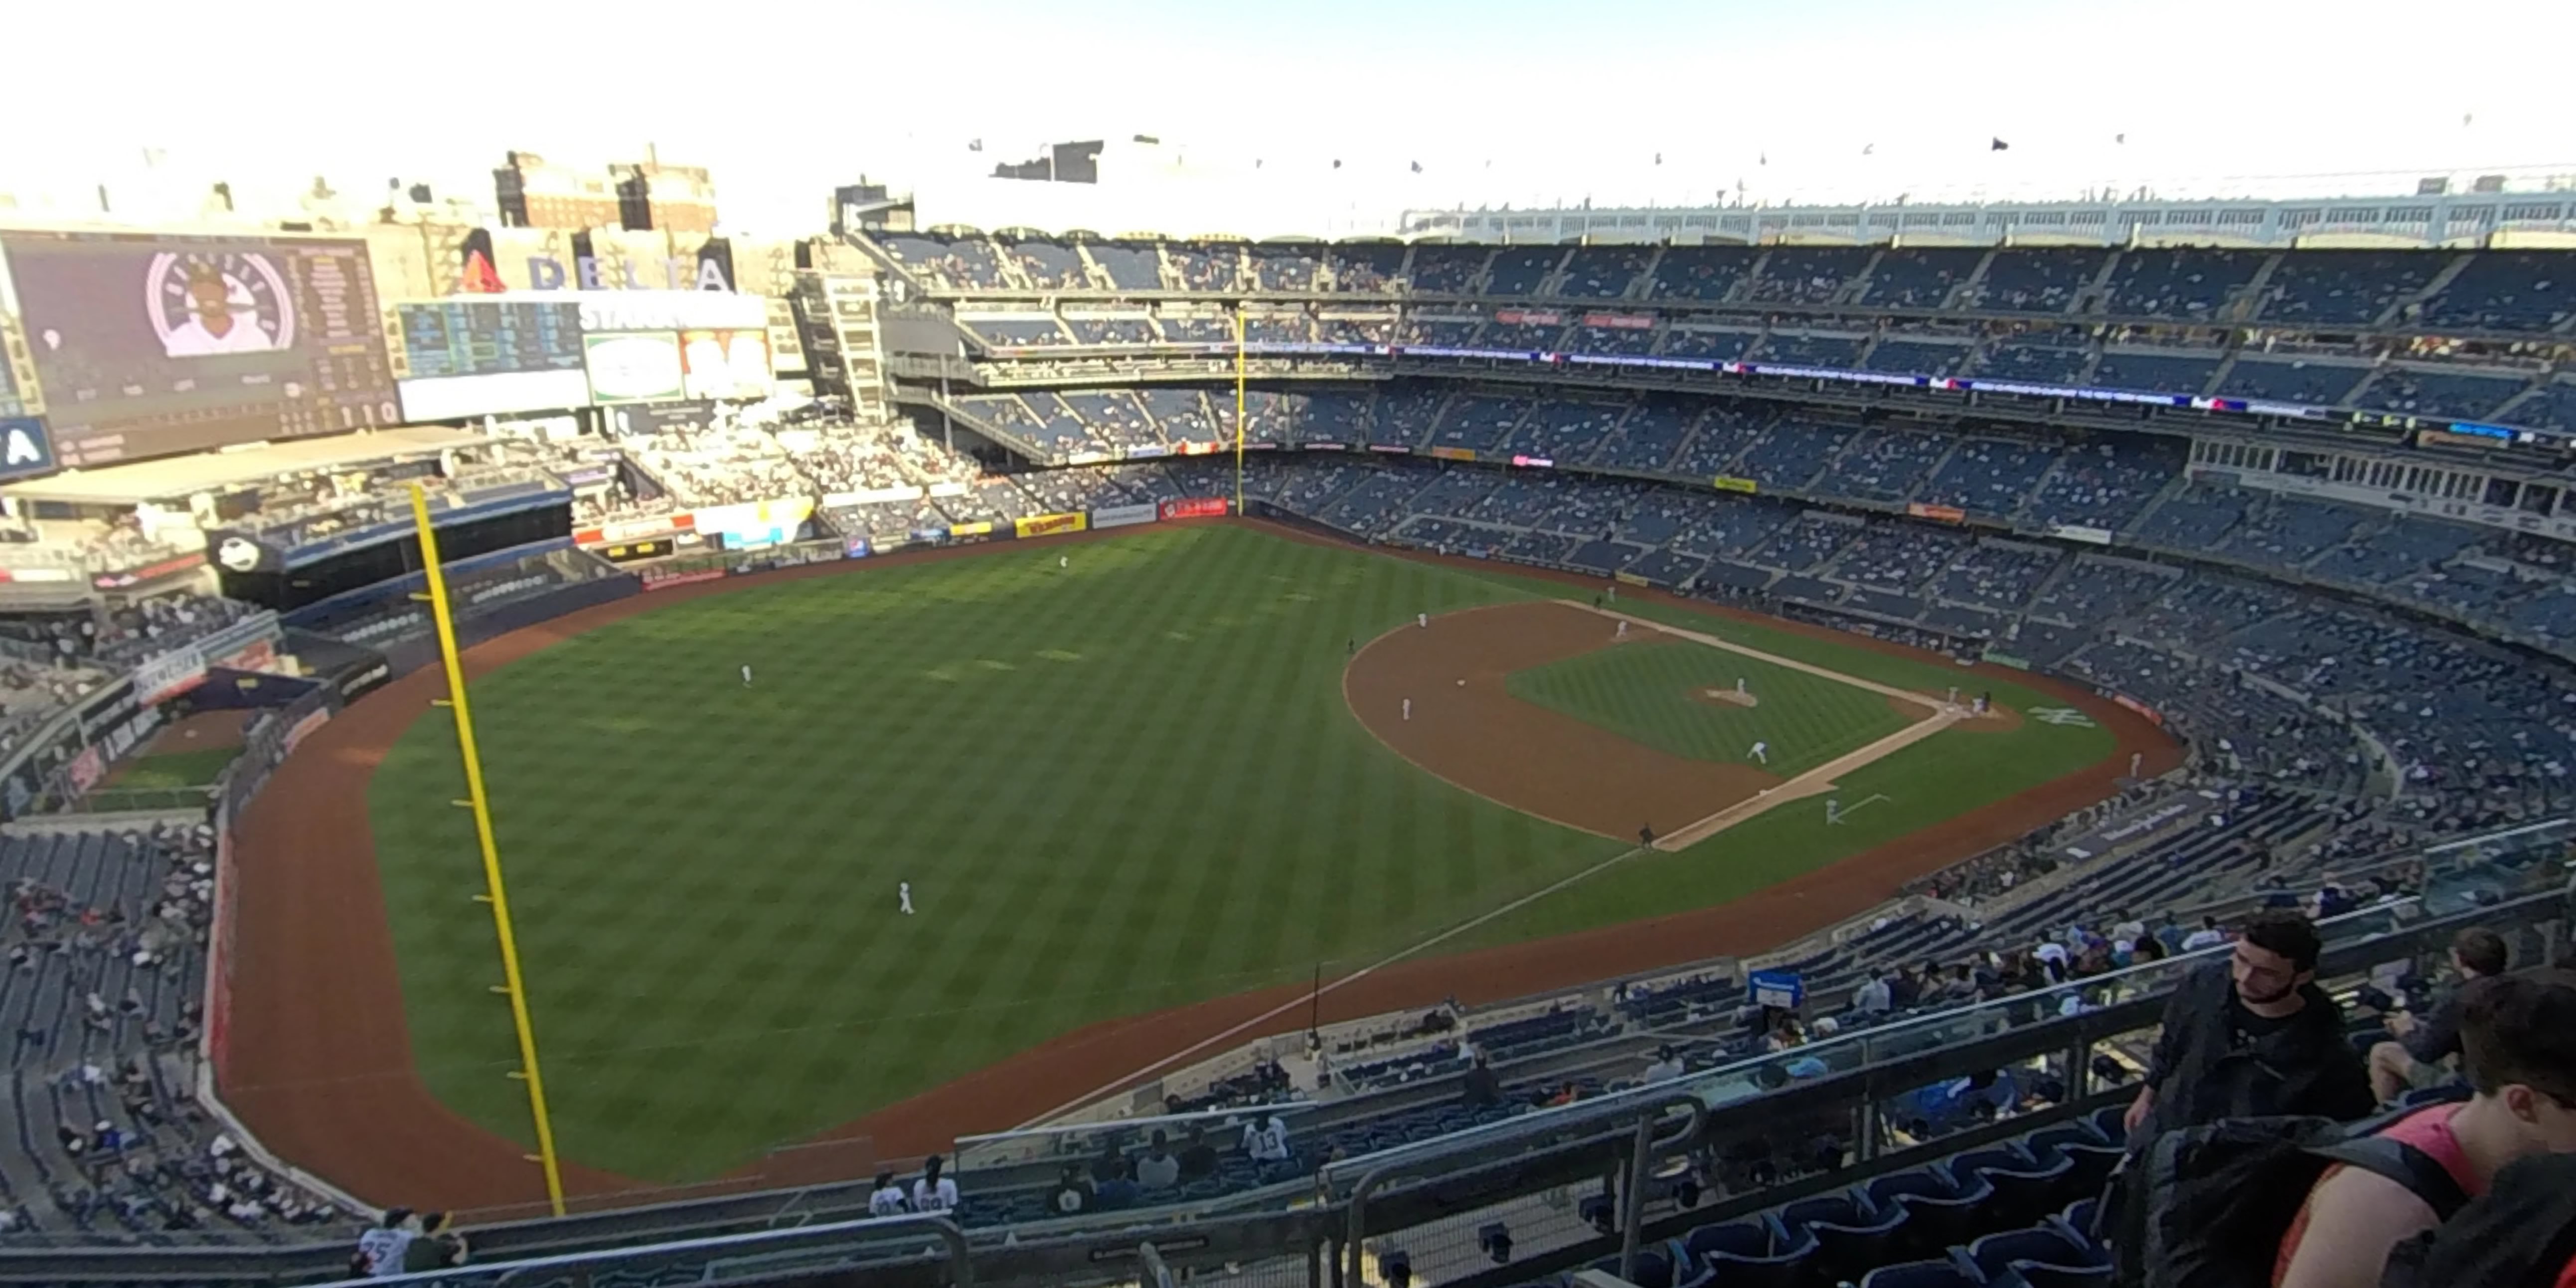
[1343,601,1783,840]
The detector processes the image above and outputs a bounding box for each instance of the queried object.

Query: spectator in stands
[1177,1126,1219,1181]
[2182,915,2229,952]
[867,1171,908,1216]
[401,1212,469,1273]
[2123,910,2374,1147]
[1048,1163,1091,1215]
[1852,971,1894,1015]
[1461,1052,1501,1108]
[1136,1130,1180,1191]
[910,1155,959,1215]
[2370,927,2513,1103]
[2271,970,2576,1288]
[351,1208,417,1277]
[1641,1045,1686,1084]
[1242,1112,1291,1165]
[1093,1158,1138,1209]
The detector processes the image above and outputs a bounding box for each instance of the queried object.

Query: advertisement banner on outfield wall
[2047,523,2115,546]
[1092,503,1157,529]
[843,536,872,558]
[132,647,209,706]
[1429,446,1476,462]
[1015,512,1088,538]
[1615,571,1650,588]
[67,746,103,794]
[949,521,994,539]
[2113,694,2165,727]
[1159,497,1229,521]
[1906,502,1967,525]
[1711,475,1758,494]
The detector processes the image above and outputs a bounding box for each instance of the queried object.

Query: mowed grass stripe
[369,526,2110,1179]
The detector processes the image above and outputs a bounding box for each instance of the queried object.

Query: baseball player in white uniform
[1059,555,1068,570]
[741,664,753,687]
[1402,698,1412,722]
[1615,620,1627,639]
[1418,612,1428,629]
[1750,740,1770,765]
[898,882,914,915]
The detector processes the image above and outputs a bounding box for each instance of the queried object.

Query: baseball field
[221,520,2171,1209]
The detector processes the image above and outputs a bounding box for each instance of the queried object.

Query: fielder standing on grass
[741,663,752,687]
[1750,740,1770,766]
[898,882,914,915]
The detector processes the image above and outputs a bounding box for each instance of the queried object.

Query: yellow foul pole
[408,483,567,1216]
[1233,309,1248,516]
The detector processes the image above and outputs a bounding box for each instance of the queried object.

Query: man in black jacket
[2121,910,2375,1147]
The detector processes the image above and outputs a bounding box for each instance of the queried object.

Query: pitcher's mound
[1692,688,1761,709]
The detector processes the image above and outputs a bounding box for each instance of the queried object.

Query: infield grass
[1506,641,1911,777]
[366,524,2117,1180]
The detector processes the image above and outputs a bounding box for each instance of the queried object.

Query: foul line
[1651,711,1961,849]
[1019,835,1663,1128]
[1564,599,1942,711]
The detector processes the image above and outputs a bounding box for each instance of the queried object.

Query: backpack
[2379,1152,2576,1288]
[2121,1107,2471,1288]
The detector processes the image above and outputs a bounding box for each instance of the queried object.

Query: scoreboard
[395,301,584,379]
[391,299,593,422]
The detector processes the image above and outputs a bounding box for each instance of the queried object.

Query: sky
[2,0,2571,238]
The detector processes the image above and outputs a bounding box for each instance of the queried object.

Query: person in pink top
[2273,968,2576,1288]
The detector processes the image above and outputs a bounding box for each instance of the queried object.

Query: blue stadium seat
[1867,1167,1995,1256]
[2012,1263,2114,1288]
[1965,1226,2096,1283]
[1858,1258,1980,1288]
[1805,1201,1911,1286]
[1685,1217,1815,1288]
[1587,1245,1674,1288]
[1964,1151,2074,1232]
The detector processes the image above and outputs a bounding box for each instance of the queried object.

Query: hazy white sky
[3,0,2569,237]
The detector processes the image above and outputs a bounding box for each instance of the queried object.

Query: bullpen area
[221,521,2171,1211]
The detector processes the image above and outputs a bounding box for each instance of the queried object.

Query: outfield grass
[1506,641,1911,777]
[370,525,1619,1180]
[366,526,2116,1180]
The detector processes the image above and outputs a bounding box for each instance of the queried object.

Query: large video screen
[679,328,774,401]
[0,231,397,466]
[394,299,591,422]
[584,332,686,404]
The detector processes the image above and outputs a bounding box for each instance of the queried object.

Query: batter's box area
[1342,601,1955,844]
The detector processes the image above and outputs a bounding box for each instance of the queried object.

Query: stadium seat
[2012,1264,2115,1288]
[1688,1218,1816,1288]
[1965,1226,2096,1283]
[1805,1202,1911,1286]
[2022,1126,2121,1196]
[1867,1168,1994,1256]
[1587,1245,1674,1288]
[1966,1152,2075,1233]
[1858,1258,1980,1288]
